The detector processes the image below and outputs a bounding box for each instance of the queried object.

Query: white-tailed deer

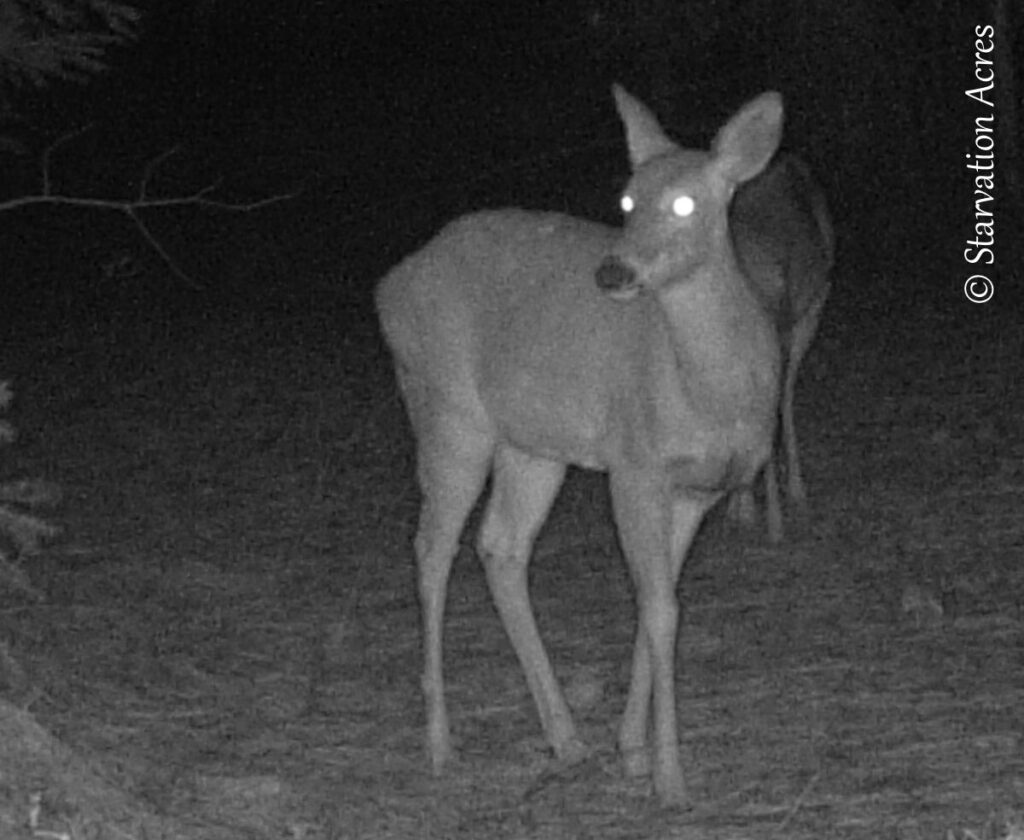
[725,154,835,542]
[375,86,783,807]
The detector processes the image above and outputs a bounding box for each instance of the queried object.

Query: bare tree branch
[125,206,200,288]
[40,122,93,194]
[3,126,303,287]
[137,145,186,202]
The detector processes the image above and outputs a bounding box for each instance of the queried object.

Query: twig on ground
[776,772,820,834]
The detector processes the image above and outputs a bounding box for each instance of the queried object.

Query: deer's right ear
[612,84,677,169]
[712,92,783,185]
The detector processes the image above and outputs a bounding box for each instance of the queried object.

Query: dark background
[0,6,1021,834]
[1,0,1019,333]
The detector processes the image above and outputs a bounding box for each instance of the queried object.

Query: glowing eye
[672,195,695,218]
[620,194,635,214]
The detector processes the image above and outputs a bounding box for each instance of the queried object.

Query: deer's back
[731,154,834,326]
[376,210,689,467]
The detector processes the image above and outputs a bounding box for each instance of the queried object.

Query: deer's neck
[657,256,780,419]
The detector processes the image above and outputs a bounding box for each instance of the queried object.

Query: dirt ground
[1,226,1022,840]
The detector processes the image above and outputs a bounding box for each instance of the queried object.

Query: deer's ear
[612,84,678,169]
[712,92,783,185]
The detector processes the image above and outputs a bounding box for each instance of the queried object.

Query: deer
[376,85,784,807]
[725,153,835,542]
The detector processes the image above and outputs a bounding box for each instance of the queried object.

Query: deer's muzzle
[595,256,637,296]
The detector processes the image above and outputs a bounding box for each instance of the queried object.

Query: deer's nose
[595,256,636,294]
